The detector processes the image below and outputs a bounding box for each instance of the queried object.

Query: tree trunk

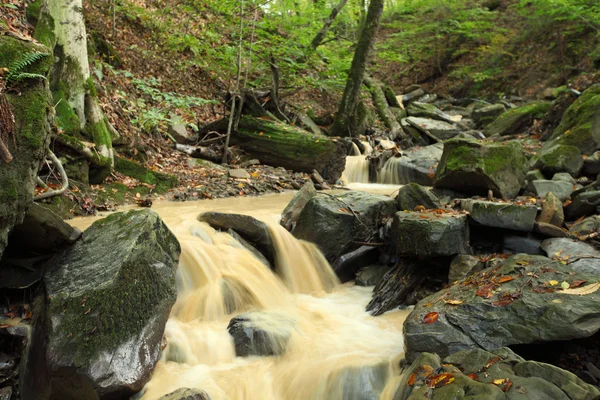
[330,0,385,137]
[363,75,404,139]
[310,0,350,50]
[231,116,347,182]
[35,0,115,183]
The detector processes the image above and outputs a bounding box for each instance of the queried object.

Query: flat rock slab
[394,348,600,400]
[228,168,250,179]
[566,190,600,220]
[391,211,470,257]
[404,254,600,362]
[528,179,574,202]
[461,200,537,232]
[40,210,180,399]
[405,117,461,140]
[541,238,600,275]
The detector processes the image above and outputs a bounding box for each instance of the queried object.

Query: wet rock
[541,238,600,275]
[461,199,537,232]
[395,183,440,211]
[570,215,600,237]
[553,172,577,184]
[483,101,551,137]
[534,144,583,177]
[280,181,316,231]
[434,139,527,199]
[325,362,388,400]
[158,388,210,400]
[404,117,461,140]
[332,245,379,283]
[537,192,564,227]
[37,209,180,399]
[448,255,482,283]
[534,222,569,238]
[566,190,600,220]
[228,168,250,179]
[355,264,389,287]
[227,312,294,357]
[503,234,544,255]
[583,151,600,175]
[527,179,574,202]
[403,254,600,362]
[386,143,443,185]
[545,84,600,155]
[394,347,600,400]
[293,192,397,262]
[227,229,271,269]
[391,211,470,257]
[198,212,275,264]
[472,103,506,127]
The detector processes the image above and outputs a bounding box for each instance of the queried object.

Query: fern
[6,52,50,85]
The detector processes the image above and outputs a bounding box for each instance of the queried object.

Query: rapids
[71,189,409,400]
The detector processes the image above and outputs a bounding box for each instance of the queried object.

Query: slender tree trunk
[310,0,349,50]
[330,0,384,137]
[35,0,115,183]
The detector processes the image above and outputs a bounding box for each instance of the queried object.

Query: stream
[70,184,407,400]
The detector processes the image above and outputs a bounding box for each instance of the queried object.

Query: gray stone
[448,255,481,283]
[404,255,600,362]
[583,151,600,175]
[158,388,210,400]
[386,143,443,186]
[391,211,470,257]
[407,102,461,126]
[38,210,180,399]
[332,245,379,283]
[570,215,600,237]
[537,192,564,227]
[280,181,316,231]
[327,362,388,400]
[553,172,577,184]
[395,183,440,211]
[534,145,583,177]
[404,117,461,140]
[402,88,425,105]
[355,265,389,287]
[526,169,545,182]
[227,311,294,357]
[484,101,551,137]
[461,200,537,232]
[472,103,506,126]
[434,139,528,199]
[503,234,544,255]
[293,192,397,262]
[168,122,197,144]
[566,190,600,220]
[535,222,569,238]
[541,238,600,275]
[527,180,574,202]
[228,168,250,179]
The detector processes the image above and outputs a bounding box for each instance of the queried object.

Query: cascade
[376,157,411,185]
[350,142,361,156]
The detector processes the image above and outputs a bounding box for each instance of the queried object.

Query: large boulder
[403,254,600,362]
[541,238,600,275]
[380,143,443,185]
[472,103,506,127]
[434,139,527,198]
[227,311,294,357]
[460,199,537,232]
[391,211,470,257]
[292,191,397,262]
[534,144,584,177]
[394,348,600,400]
[33,210,180,400]
[0,37,53,260]
[483,101,551,137]
[545,84,600,155]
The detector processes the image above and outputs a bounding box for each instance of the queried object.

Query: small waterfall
[361,141,373,155]
[376,157,410,184]
[350,142,361,156]
[341,156,370,184]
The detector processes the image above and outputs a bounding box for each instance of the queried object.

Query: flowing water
[70,190,409,400]
[342,141,408,186]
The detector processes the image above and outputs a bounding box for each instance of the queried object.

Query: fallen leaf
[484,356,501,369]
[548,280,559,286]
[570,280,587,288]
[558,282,600,296]
[423,312,439,324]
[561,281,570,290]
[492,297,515,307]
[498,276,514,284]
[426,373,455,388]
[407,373,417,386]
[338,208,347,213]
[467,373,479,381]
[443,299,464,305]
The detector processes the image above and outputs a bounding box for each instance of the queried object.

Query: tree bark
[36,0,115,182]
[330,0,385,137]
[310,0,350,50]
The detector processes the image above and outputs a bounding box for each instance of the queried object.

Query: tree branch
[34,149,69,200]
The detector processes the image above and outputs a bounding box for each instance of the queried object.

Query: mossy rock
[0,36,52,260]
[534,144,583,177]
[483,101,551,137]
[114,156,179,193]
[434,138,527,198]
[545,84,600,155]
[40,209,180,399]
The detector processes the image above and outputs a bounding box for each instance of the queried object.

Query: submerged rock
[36,209,180,400]
[394,348,600,400]
[483,101,550,137]
[293,191,397,262]
[158,388,210,400]
[227,311,294,357]
[404,254,600,362]
[355,264,389,287]
[434,139,527,198]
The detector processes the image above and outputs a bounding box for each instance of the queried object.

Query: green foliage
[6,51,49,85]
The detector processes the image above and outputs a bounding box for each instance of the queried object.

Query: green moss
[7,85,51,149]
[49,260,175,366]
[53,85,81,135]
[484,101,551,137]
[0,36,52,74]
[33,9,56,48]
[114,157,178,193]
[442,143,483,173]
[483,143,525,174]
[26,0,42,23]
[85,119,112,160]
[0,178,18,203]
[85,76,98,98]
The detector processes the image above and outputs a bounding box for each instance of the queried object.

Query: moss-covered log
[231,116,347,182]
[363,75,404,139]
[114,156,179,193]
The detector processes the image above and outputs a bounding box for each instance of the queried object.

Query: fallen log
[230,115,347,182]
[175,143,222,163]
